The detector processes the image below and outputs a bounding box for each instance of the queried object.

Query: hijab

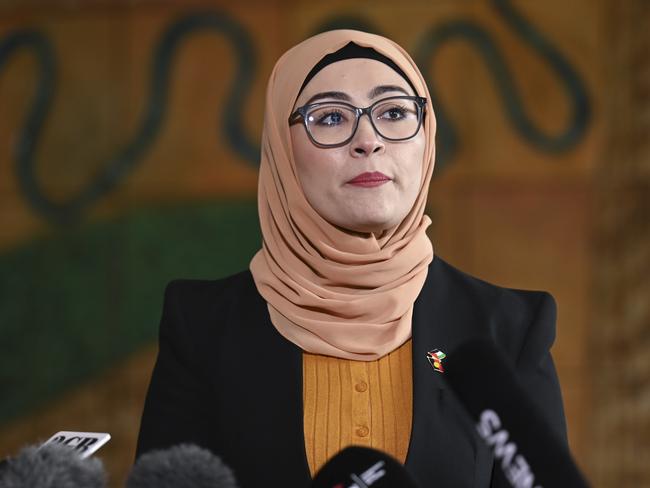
[249,30,436,360]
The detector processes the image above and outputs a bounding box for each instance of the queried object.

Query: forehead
[294,58,413,107]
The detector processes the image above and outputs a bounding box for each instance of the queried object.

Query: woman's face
[290,58,425,235]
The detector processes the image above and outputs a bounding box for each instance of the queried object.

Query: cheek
[290,126,342,201]
[397,137,426,192]
[291,127,323,194]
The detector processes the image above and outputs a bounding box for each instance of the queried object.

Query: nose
[350,116,385,157]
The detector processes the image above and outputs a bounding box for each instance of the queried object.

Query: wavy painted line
[414,0,591,170]
[0,2,591,224]
[0,12,258,225]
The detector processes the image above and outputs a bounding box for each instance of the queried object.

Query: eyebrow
[368,84,409,99]
[304,91,351,105]
[303,84,410,106]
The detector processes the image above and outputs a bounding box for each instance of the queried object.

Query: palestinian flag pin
[427,349,446,373]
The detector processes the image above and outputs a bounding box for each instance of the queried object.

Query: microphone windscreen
[0,443,106,488]
[311,446,419,488]
[127,444,237,488]
[443,339,589,488]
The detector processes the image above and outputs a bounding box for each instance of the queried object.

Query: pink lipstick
[347,171,392,188]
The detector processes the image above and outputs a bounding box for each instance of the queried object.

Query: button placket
[350,361,370,441]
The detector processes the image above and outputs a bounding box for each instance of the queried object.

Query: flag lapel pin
[426,349,446,373]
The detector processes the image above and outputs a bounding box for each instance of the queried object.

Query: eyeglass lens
[305,98,421,146]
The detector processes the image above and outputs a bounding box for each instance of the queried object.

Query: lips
[346,171,392,187]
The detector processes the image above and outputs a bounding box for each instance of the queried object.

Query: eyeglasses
[289,95,427,148]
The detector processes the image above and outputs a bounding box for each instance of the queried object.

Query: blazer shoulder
[427,256,556,359]
[430,256,553,316]
[164,268,256,307]
[160,268,261,336]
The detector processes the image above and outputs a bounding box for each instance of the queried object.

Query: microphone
[443,339,589,488]
[0,443,107,488]
[311,446,420,488]
[127,444,238,488]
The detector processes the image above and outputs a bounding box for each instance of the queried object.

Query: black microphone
[0,443,107,488]
[127,444,238,488]
[311,446,420,488]
[443,339,589,488]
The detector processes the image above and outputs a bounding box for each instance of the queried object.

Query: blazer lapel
[405,257,493,487]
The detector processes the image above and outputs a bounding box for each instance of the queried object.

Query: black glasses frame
[288,95,427,148]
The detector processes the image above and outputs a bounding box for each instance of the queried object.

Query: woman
[136,30,567,487]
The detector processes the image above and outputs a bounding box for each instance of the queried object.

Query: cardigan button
[354,382,368,392]
[355,425,369,437]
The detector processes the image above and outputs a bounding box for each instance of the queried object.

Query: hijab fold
[250,30,436,360]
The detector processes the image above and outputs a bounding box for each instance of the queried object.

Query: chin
[336,214,399,234]
[319,200,410,234]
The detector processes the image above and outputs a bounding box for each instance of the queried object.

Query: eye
[377,105,408,121]
[313,109,346,127]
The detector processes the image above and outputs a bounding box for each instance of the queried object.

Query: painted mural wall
[2,0,646,486]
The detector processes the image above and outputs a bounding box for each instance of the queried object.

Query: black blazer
[136,256,567,487]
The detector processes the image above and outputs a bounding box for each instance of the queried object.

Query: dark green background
[0,200,260,425]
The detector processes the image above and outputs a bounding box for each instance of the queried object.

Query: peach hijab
[250,30,436,360]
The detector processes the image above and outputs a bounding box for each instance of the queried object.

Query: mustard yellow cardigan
[302,339,413,475]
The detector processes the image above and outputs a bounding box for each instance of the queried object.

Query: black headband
[298,42,419,97]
